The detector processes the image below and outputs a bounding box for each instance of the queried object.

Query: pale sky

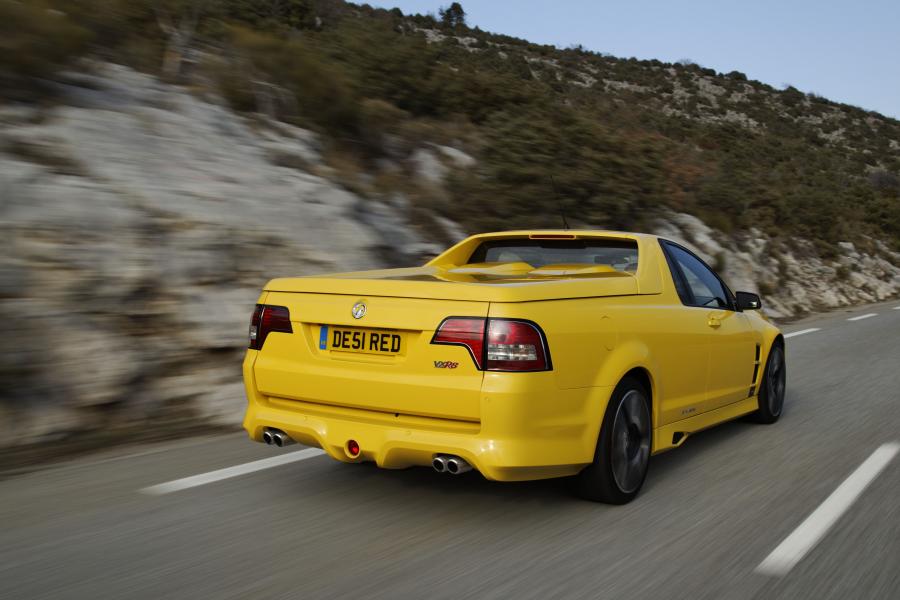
[366,0,900,119]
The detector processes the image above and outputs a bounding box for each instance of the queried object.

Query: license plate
[320,325,403,355]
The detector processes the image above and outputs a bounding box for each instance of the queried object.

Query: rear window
[467,239,639,272]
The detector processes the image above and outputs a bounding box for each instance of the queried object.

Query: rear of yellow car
[240,231,655,482]
[241,231,785,505]
[242,288,602,481]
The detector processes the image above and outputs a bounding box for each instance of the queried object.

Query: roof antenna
[550,175,570,230]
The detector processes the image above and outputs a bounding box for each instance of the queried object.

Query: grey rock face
[0,63,433,446]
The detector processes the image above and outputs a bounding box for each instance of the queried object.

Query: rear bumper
[242,352,611,482]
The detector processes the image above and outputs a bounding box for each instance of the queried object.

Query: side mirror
[736,291,762,311]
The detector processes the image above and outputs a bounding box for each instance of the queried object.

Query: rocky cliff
[0,63,447,449]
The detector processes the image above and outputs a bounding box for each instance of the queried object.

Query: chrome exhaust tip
[271,431,295,447]
[432,455,449,473]
[446,457,472,475]
[262,430,274,445]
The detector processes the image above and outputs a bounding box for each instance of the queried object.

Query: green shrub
[0,1,92,82]
[223,0,315,30]
[445,105,665,232]
[224,26,360,134]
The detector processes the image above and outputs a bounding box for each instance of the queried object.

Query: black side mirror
[736,291,762,311]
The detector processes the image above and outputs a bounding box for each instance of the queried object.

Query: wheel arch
[584,363,657,461]
[760,329,785,368]
[620,367,656,436]
[590,336,658,425]
[622,366,654,408]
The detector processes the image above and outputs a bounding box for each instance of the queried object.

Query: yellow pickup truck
[242,230,784,503]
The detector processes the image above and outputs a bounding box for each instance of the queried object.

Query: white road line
[140,448,326,495]
[784,328,820,339]
[756,442,900,577]
[893,306,900,310]
[847,313,877,321]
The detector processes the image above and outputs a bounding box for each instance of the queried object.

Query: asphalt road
[2,301,900,599]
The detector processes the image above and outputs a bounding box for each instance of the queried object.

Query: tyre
[575,376,652,504]
[751,342,786,424]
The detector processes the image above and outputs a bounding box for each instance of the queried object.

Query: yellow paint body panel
[242,230,782,481]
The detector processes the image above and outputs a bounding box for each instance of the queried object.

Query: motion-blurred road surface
[2,301,899,599]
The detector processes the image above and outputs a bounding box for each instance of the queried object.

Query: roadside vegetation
[2,0,898,252]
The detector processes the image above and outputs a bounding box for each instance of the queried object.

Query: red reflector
[486,320,548,371]
[431,318,486,368]
[249,305,293,350]
[347,439,360,457]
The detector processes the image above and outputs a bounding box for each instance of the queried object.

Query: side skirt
[651,396,758,454]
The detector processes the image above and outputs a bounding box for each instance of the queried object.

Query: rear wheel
[751,343,786,424]
[575,377,651,504]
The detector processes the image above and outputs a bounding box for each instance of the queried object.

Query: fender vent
[749,344,761,397]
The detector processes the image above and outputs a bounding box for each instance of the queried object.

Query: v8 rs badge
[434,361,459,369]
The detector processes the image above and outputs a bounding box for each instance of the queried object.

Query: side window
[664,243,731,309]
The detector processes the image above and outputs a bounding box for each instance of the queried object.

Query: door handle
[707,316,721,328]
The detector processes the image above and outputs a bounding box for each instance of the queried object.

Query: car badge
[351,301,367,319]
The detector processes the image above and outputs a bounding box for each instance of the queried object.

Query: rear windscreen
[467,239,639,272]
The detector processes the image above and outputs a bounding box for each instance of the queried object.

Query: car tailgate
[253,291,488,422]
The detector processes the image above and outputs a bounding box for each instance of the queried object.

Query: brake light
[486,320,548,371]
[431,317,550,372]
[248,304,293,350]
[529,233,577,240]
[431,317,486,368]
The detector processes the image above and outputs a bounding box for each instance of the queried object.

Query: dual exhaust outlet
[262,429,470,475]
[432,454,472,475]
[262,428,295,448]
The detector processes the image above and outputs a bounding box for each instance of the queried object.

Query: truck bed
[265,265,641,302]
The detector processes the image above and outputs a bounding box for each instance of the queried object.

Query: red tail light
[248,304,293,350]
[431,317,550,372]
[431,317,486,368]
[485,320,549,371]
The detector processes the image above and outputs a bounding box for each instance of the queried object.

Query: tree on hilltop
[439,2,466,29]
